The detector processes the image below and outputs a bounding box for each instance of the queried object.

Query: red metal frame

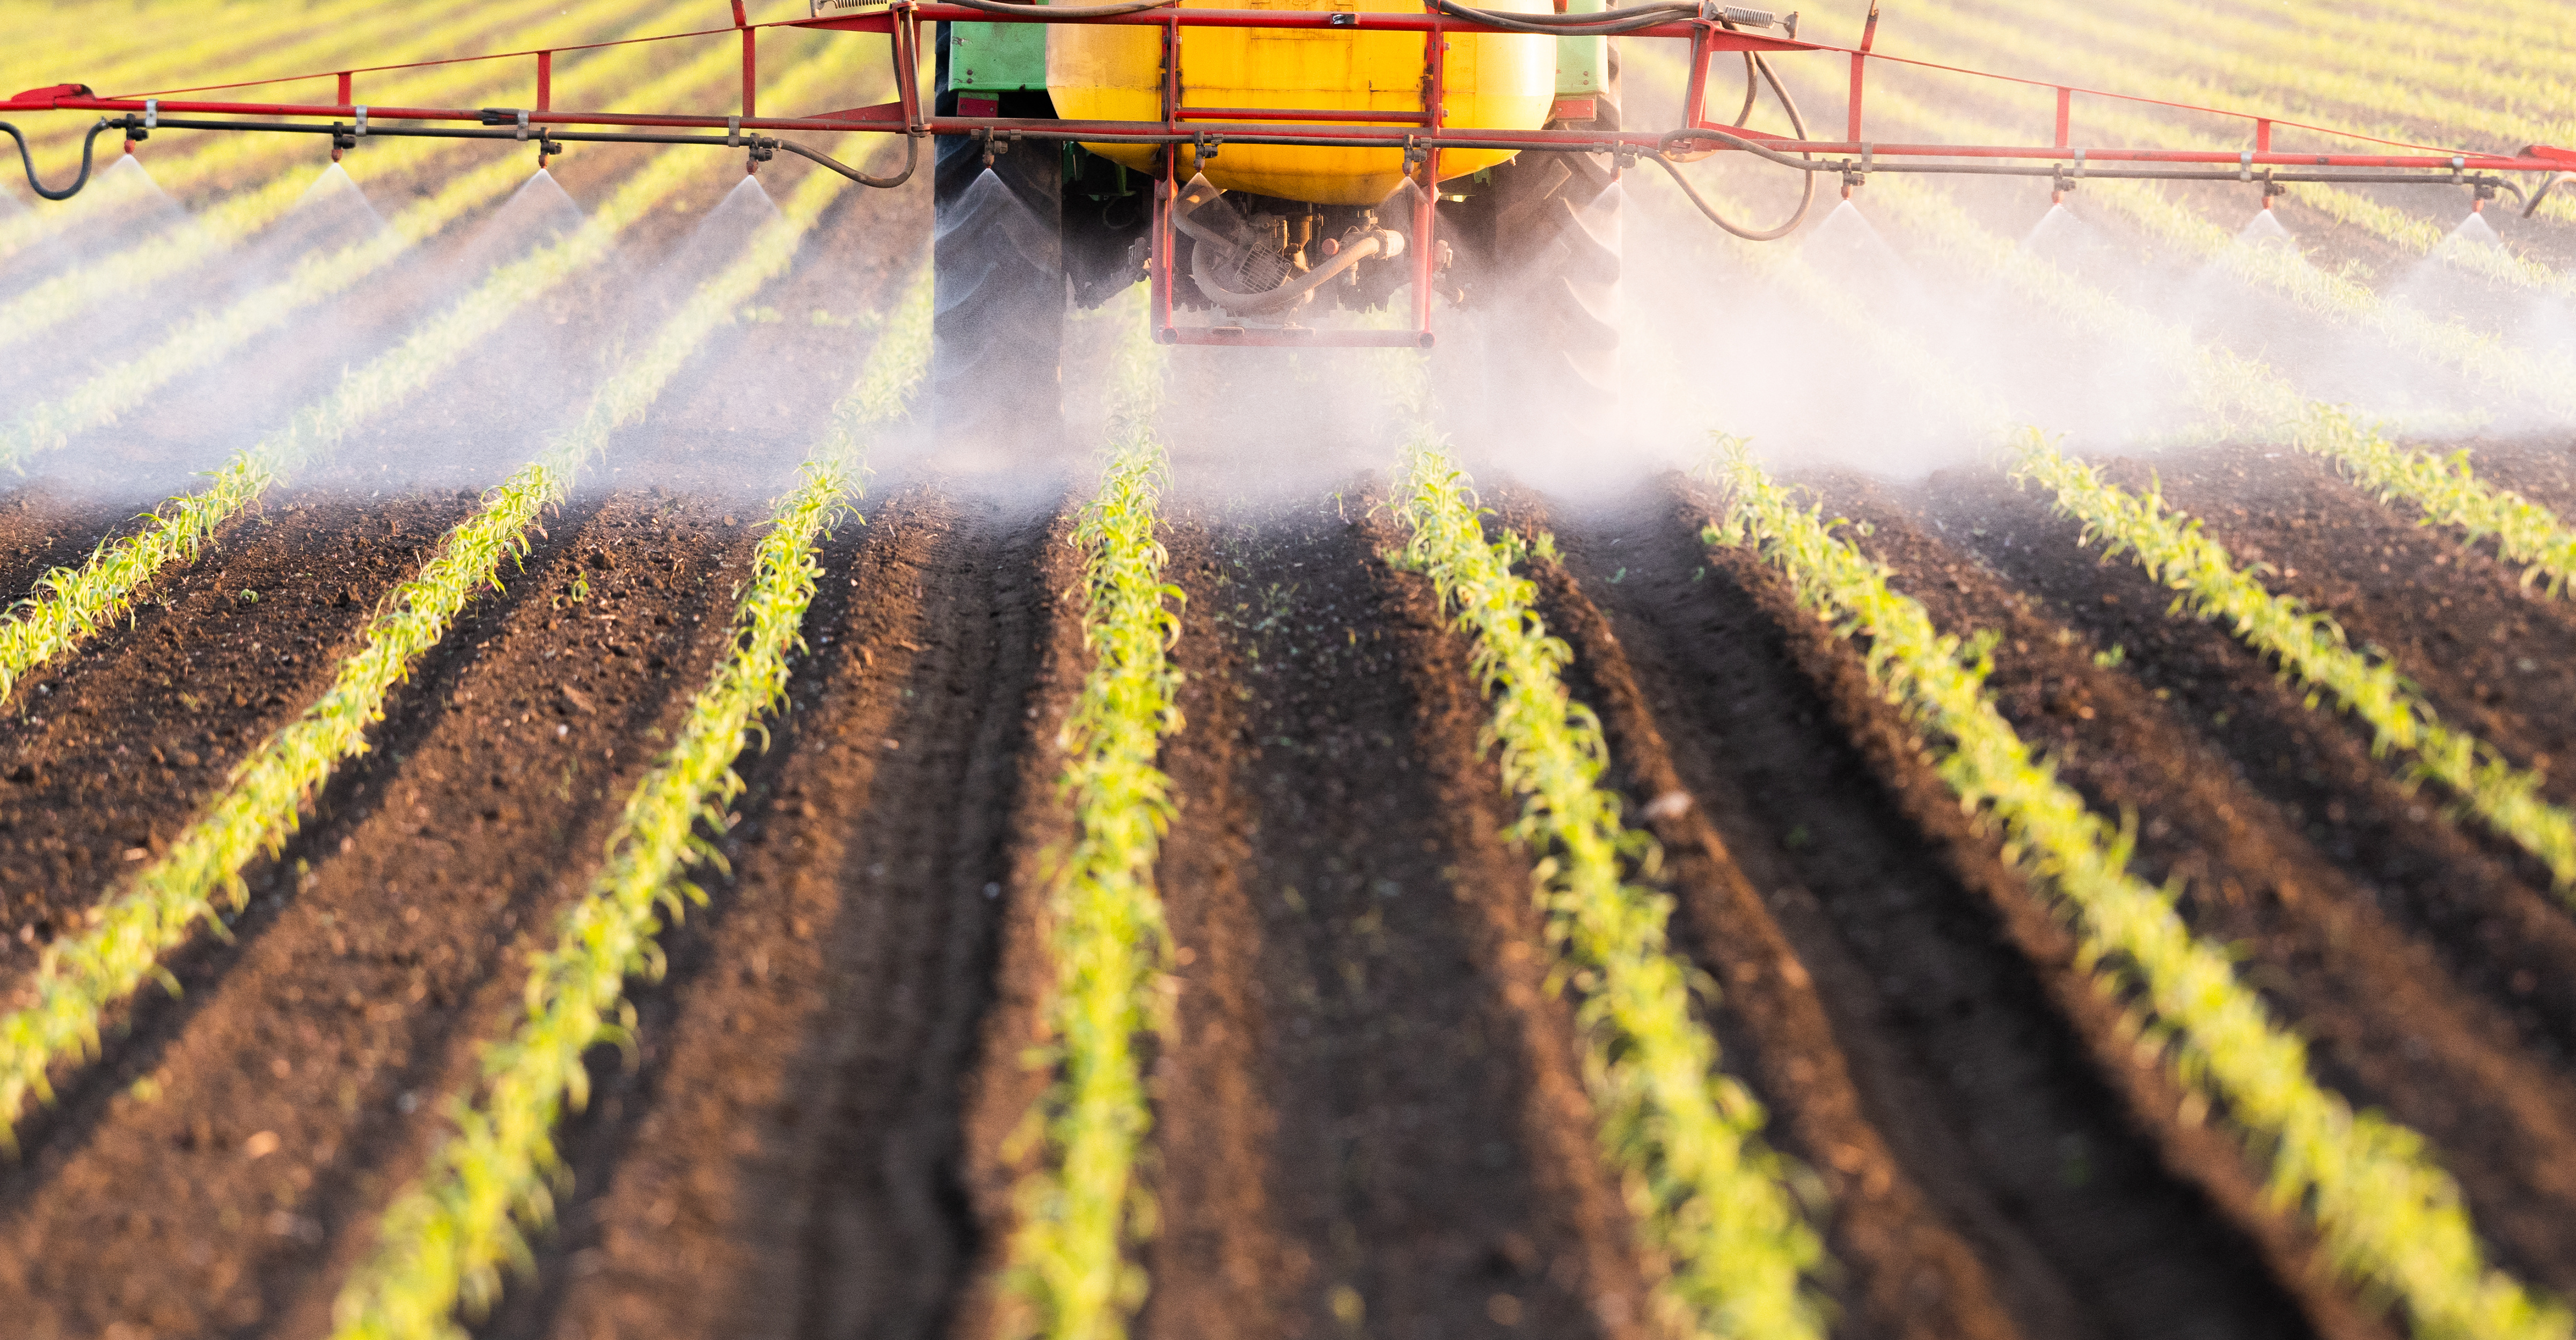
[5,2,2564,347]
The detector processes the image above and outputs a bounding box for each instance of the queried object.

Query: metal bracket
[727,115,742,147]
[143,99,157,130]
[2240,149,2253,181]
[516,108,530,141]
[354,106,368,137]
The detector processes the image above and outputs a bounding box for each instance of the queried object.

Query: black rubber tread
[1443,49,1623,452]
[931,55,1069,457]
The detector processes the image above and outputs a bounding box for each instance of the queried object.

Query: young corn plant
[999,305,1182,1340]
[2008,431,2576,895]
[2293,405,2576,596]
[326,263,928,1340]
[1710,441,2571,1340]
[0,47,862,707]
[0,162,855,1150]
[1391,431,1828,1340]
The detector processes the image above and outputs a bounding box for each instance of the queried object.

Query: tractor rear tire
[931,109,1067,457]
[1444,58,1623,455]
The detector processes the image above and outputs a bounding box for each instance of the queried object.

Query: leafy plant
[2008,430,2576,893]
[328,264,919,1340]
[999,301,1183,1340]
[0,45,861,707]
[0,155,859,1154]
[1392,428,1828,1340]
[2293,405,2576,596]
[1711,440,2570,1340]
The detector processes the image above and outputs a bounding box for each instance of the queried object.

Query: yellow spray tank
[1044,0,1560,204]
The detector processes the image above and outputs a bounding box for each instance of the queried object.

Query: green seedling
[1393,428,1828,1340]
[1712,438,2570,1340]
[2009,430,2576,894]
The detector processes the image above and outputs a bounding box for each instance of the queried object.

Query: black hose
[769,133,919,188]
[1653,44,1814,241]
[2,118,119,202]
[1427,0,1695,34]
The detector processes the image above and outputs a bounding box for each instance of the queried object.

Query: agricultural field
[0,1,2573,1338]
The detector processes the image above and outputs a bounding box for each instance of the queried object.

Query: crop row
[0,46,861,706]
[332,229,925,1340]
[2292,405,2576,597]
[0,135,858,1147]
[1909,1,2576,233]
[0,0,700,355]
[0,20,799,471]
[0,0,476,158]
[0,0,576,258]
[2007,431,2576,895]
[1627,70,2576,637]
[1768,62,2576,423]
[999,305,1183,1340]
[1391,422,1828,1339]
[1708,442,2572,1340]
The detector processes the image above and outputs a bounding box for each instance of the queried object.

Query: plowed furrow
[480,481,1063,1340]
[1492,487,2019,1340]
[1142,492,1650,1340]
[1834,473,2576,1297]
[2129,449,2576,811]
[0,491,474,976]
[1550,479,2376,1340]
[0,494,748,1339]
[1912,467,2576,1068]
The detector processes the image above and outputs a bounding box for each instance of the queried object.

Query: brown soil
[472,480,1068,1340]
[9,50,2576,1340]
[1857,463,2576,1296]
[1133,488,1651,1340]
[1527,478,2380,1340]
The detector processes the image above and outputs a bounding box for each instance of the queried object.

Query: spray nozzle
[975,127,1021,169]
[2260,175,2287,209]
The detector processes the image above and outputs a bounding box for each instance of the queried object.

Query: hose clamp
[728,115,742,147]
[2240,149,2253,181]
[516,109,529,141]
[354,106,368,137]
[2073,147,2086,178]
[2451,154,2465,183]
[143,99,157,130]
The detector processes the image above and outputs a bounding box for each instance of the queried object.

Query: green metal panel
[1556,0,1606,97]
[950,21,1049,93]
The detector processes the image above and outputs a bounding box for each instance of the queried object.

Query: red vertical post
[734,1,756,119]
[336,70,352,107]
[1849,0,1877,144]
[1411,20,1444,344]
[1162,15,1180,135]
[1846,53,1864,143]
[2256,118,2272,152]
[536,50,553,111]
[1153,151,1176,340]
[1682,27,1710,128]
[2054,86,2070,148]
